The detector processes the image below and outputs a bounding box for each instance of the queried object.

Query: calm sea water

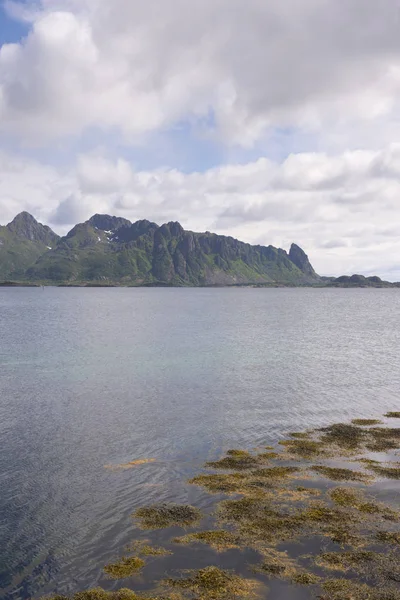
[0,288,399,599]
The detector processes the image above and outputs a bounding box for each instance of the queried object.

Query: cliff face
[25,214,320,285]
[289,244,318,278]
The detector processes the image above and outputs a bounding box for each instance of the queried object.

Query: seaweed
[249,466,299,480]
[217,497,263,523]
[288,432,311,439]
[369,466,400,480]
[352,419,383,426]
[164,566,259,600]
[253,548,299,580]
[366,428,400,452]
[291,572,320,585]
[127,542,173,557]
[280,439,328,458]
[311,465,371,482]
[376,531,400,545]
[42,589,140,600]
[320,579,380,600]
[296,486,320,496]
[329,487,363,508]
[301,502,354,525]
[205,450,261,470]
[324,527,364,547]
[133,504,202,530]
[104,557,145,579]
[173,530,239,552]
[319,423,367,451]
[385,412,400,418]
[237,507,304,545]
[105,459,156,471]
[188,473,247,494]
[329,487,397,519]
[316,550,376,572]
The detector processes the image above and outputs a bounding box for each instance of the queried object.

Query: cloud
[1,145,400,280]
[1,0,400,147]
[0,150,73,223]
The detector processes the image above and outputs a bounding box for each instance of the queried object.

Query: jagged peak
[7,211,59,244]
[87,214,132,232]
[8,211,38,226]
[130,219,159,230]
[289,243,318,277]
[159,221,184,237]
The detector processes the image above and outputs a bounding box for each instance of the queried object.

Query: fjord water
[0,287,399,599]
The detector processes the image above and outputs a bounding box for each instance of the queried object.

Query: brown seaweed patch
[41,588,141,600]
[352,419,383,426]
[164,566,259,600]
[280,439,328,459]
[319,423,366,451]
[358,458,381,466]
[253,548,299,579]
[134,504,202,530]
[316,550,376,572]
[105,459,156,471]
[205,450,261,470]
[127,541,173,556]
[104,556,145,579]
[320,579,381,600]
[263,487,321,503]
[369,465,400,480]
[324,527,364,547]
[330,487,363,508]
[376,531,400,545]
[217,497,263,523]
[301,502,353,525]
[249,466,299,480]
[173,530,239,552]
[385,412,400,418]
[291,572,320,585]
[256,452,280,461]
[190,469,300,499]
[365,427,400,452]
[311,466,371,482]
[296,486,320,495]
[141,545,172,557]
[188,473,248,494]
[238,510,304,544]
[329,487,395,519]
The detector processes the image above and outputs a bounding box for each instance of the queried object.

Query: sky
[1,1,400,279]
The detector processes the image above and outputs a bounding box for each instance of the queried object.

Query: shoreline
[1,282,400,289]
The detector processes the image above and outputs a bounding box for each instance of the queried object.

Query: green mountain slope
[26,213,320,285]
[0,212,59,280]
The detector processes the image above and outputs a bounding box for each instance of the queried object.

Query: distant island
[0,212,399,287]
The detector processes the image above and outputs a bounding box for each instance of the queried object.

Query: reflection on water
[0,288,399,599]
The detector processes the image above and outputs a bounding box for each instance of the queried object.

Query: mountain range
[0,212,397,287]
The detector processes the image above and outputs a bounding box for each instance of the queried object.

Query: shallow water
[0,287,399,599]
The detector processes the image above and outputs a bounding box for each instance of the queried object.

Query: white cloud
[1,146,400,280]
[0,151,73,223]
[1,0,400,146]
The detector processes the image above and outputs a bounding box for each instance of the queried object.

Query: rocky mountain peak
[7,212,59,246]
[289,243,318,277]
[87,214,132,232]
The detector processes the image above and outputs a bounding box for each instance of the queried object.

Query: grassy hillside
[26,216,320,286]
